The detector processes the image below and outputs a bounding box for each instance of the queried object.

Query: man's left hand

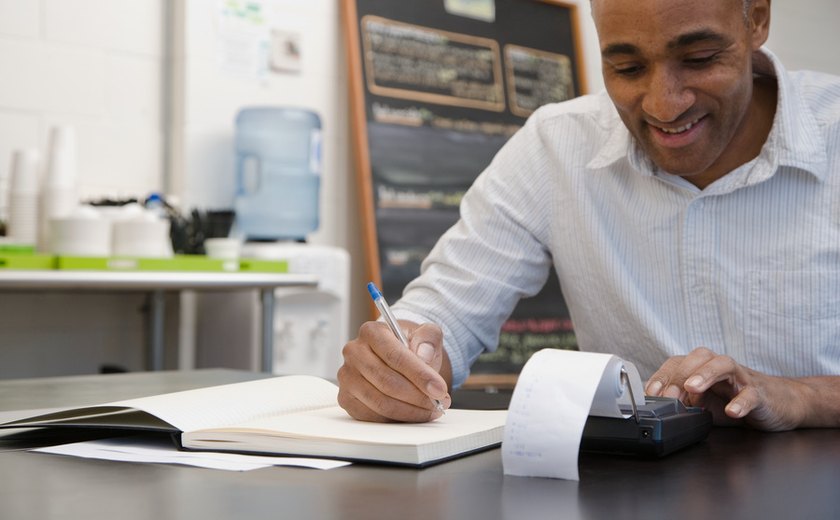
[645,347,811,431]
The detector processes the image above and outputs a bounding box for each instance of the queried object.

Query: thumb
[416,342,435,364]
[406,322,444,369]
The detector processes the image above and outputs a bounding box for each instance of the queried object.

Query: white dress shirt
[392,49,840,388]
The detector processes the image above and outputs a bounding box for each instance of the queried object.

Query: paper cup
[9,149,40,194]
[50,216,112,256]
[44,125,77,189]
[112,218,173,258]
[204,238,241,261]
[6,149,41,243]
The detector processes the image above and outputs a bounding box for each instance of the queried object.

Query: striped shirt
[393,48,840,388]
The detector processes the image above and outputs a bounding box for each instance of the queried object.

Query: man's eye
[685,53,719,66]
[615,65,643,76]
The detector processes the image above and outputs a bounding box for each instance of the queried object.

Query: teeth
[658,117,701,134]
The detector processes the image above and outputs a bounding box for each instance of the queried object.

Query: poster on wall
[216,0,269,79]
[342,0,586,386]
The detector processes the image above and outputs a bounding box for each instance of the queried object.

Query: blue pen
[367,282,445,414]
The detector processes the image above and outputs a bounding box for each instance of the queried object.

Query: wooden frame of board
[342,0,587,388]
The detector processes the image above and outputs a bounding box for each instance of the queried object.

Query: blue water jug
[234,107,321,241]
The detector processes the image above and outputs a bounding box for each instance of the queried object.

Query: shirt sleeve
[391,111,556,388]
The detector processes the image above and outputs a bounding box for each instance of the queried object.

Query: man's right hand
[336,320,452,422]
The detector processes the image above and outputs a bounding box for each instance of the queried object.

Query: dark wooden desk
[1,370,838,520]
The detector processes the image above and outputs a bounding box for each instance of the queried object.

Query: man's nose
[641,67,694,123]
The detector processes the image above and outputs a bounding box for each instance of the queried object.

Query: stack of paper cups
[49,205,111,256]
[6,149,41,244]
[39,126,79,252]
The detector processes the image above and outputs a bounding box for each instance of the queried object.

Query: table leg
[148,290,165,371]
[260,288,275,373]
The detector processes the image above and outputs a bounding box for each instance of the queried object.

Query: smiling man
[595,0,776,190]
[337,0,840,431]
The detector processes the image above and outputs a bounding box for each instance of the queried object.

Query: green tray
[0,244,37,255]
[0,254,57,270]
[237,258,288,273]
[56,255,287,273]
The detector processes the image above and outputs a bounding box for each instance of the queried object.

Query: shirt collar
[762,48,828,180]
[586,93,637,171]
[586,48,829,186]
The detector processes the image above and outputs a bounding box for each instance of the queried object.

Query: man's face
[592,0,769,187]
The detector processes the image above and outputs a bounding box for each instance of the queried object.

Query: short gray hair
[590,0,755,25]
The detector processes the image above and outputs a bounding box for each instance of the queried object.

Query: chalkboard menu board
[342,0,585,386]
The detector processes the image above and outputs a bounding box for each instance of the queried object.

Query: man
[337,0,840,431]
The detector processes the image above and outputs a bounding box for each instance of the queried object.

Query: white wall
[570,0,603,94]
[766,1,840,74]
[0,0,165,210]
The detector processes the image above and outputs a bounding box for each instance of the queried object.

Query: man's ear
[750,0,771,50]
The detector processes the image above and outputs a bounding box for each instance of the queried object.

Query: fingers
[681,353,742,395]
[645,347,717,399]
[724,385,757,419]
[337,362,446,423]
[355,324,447,406]
[647,347,745,408]
[648,347,804,431]
[368,321,449,401]
[336,321,450,423]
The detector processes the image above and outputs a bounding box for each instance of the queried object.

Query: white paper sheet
[502,349,644,481]
[33,436,351,472]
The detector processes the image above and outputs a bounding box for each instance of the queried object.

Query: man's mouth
[655,117,703,135]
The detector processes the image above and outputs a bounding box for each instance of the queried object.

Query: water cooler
[233,107,321,240]
[195,106,350,379]
[196,242,350,379]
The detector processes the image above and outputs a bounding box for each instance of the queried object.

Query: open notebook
[0,375,507,468]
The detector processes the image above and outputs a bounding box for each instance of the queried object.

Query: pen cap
[367,282,382,301]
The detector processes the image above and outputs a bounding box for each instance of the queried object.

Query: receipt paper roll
[502,349,645,481]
